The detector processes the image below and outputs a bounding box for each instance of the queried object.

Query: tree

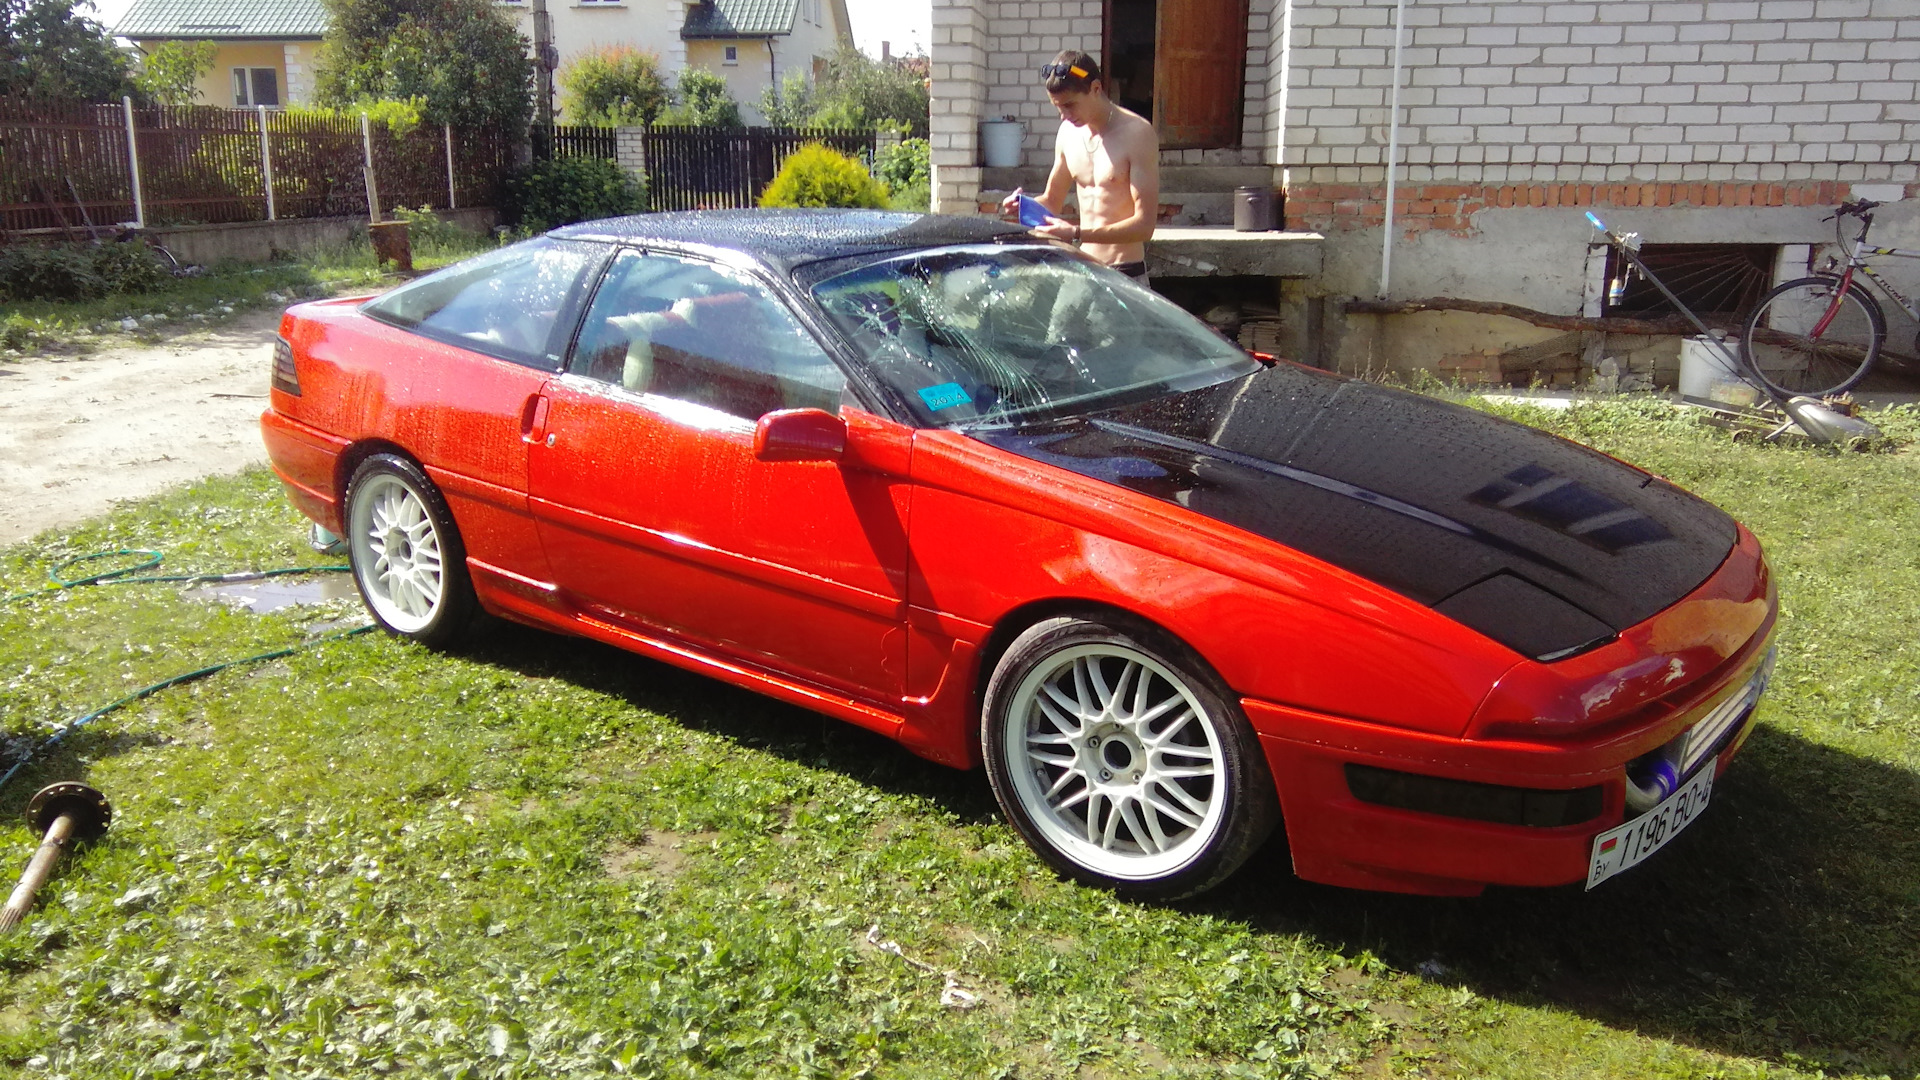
[559,46,669,125]
[133,40,217,105]
[660,67,741,128]
[808,44,928,131]
[315,0,532,131]
[0,0,138,102]
[757,70,816,128]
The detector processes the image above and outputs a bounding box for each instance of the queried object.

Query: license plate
[1585,762,1716,890]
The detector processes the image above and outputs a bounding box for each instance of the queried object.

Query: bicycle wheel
[1739,275,1885,398]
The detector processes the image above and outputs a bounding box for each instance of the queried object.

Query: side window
[362,238,601,370]
[570,249,847,420]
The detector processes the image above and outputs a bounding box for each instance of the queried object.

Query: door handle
[520,393,551,445]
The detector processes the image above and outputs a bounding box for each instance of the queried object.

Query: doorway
[1102,0,1249,149]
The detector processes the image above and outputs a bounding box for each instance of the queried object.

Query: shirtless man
[1001,50,1160,283]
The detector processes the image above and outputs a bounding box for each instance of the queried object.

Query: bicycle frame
[1834,207,1920,325]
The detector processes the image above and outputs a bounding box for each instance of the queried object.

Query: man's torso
[1058,107,1153,265]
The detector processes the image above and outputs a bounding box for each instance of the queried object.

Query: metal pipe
[1378,0,1409,298]
[122,96,145,229]
[258,104,276,221]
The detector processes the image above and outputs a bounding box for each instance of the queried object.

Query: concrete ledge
[1147,227,1324,278]
[149,208,499,266]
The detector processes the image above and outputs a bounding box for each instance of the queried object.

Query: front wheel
[982,617,1279,900]
[1739,275,1886,398]
[344,454,479,646]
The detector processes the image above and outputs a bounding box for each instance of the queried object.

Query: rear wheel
[344,454,478,646]
[1739,275,1886,398]
[982,616,1278,900]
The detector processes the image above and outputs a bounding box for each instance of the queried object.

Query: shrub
[504,156,648,231]
[560,46,669,125]
[659,67,741,128]
[875,137,930,211]
[0,240,172,302]
[759,144,889,210]
[133,40,217,105]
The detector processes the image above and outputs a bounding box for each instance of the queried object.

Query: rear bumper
[1250,599,1776,897]
[260,408,348,532]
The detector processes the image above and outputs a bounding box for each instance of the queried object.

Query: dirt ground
[0,309,283,547]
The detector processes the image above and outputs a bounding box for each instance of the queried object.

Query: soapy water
[185,574,358,614]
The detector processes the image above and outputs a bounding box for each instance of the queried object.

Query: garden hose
[0,547,374,795]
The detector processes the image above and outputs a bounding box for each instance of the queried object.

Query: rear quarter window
[363,238,604,370]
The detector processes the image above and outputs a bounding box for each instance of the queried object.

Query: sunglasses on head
[1039,62,1091,79]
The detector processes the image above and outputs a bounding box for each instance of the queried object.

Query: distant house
[113,0,855,124]
[116,0,327,107]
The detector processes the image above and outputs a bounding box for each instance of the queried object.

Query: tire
[981,616,1279,900]
[344,454,479,647]
[1739,275,1886,398]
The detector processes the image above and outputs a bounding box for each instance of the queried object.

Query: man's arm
[1078,122,1159,246]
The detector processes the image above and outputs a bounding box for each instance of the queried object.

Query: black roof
[548,209,1038,273]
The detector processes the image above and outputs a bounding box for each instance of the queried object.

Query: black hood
[970,365,1739,661]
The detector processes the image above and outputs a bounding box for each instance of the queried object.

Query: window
[1603,244,1776,319]
[723,45,738,64]
[232,67,279,107]
[364,238,604,370]
[571,249,847,419]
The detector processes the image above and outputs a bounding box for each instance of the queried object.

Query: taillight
[272,337,301,396]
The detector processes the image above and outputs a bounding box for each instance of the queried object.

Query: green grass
[0,398,1915,1078]
[0,224,498,360]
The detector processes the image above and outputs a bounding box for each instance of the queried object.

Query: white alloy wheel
[1002,642,1229,879]
[344,454,476,645]
[351,471,445,632]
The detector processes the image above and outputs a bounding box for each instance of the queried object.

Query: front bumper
[1249,551,1777,897]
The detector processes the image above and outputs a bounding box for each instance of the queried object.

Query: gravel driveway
[0,309,287,547]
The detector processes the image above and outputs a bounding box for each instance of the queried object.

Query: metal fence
[0,97,512,235]
[530,123,616,162]
[643,126,878,212]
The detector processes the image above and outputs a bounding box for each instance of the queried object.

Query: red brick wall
[1285,181,1863,238]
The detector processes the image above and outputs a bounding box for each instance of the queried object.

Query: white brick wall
[1283,0,1920,185]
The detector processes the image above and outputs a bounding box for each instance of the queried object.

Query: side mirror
[753,408,846,462]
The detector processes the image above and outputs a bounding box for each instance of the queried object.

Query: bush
[759,144,889,210]
[659,67,741,128]
[875,137,930,211]
[0,240,172,303]
[560,46,669,125]
[504,156,648,231]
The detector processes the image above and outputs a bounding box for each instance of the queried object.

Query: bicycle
[1586,210,1881,446]
[1738,198,1918,398]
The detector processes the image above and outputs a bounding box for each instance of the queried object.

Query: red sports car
[263,210,1777,899]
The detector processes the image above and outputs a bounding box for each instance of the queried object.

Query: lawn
[0,398,1915,1079]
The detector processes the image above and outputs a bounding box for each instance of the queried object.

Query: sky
[844,0,931,58]
[88,0,934,58]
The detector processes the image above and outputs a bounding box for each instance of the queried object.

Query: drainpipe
[1378,0,1408,298]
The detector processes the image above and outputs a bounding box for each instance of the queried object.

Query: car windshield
[811,246,1258,427]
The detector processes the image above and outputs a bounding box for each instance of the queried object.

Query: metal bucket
[1234,186,1276,232]
[980,119,1025,168]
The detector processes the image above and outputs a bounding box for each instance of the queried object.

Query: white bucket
[980,118,1025,168]
[1678,336,1758,407]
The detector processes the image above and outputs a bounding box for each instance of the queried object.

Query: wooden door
[1153,0,1249,149]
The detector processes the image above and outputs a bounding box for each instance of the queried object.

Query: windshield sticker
[918,383,973,411]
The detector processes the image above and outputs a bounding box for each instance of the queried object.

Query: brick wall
[1287,178,1865,233]
[1283,0,1919,194]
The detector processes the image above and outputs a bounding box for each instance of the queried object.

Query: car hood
[968,364,1739,661]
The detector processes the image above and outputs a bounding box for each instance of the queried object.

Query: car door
[355,237,606,590]
[526,247,910,703]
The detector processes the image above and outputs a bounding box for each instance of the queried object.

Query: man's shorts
[1111,260,1150,285]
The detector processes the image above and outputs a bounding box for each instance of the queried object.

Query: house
[116,0,327,107]
[114,0,855,125]
[930,0,1919,383]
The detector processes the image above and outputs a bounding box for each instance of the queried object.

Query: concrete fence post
[258,105,277,221]
[121,96,145,229]
[615,126,649,197]
[360,112,382,223]
[445,123,458,210]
